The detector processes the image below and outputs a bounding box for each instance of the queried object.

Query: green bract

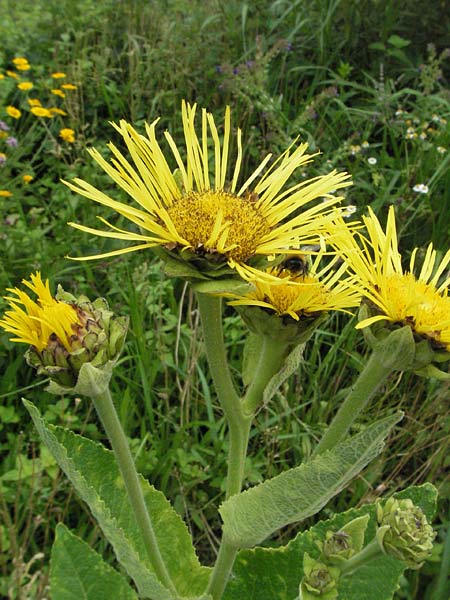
[376,497,436,569]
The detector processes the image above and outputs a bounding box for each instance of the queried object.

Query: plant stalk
[313,349,394,456]
[340,538,382,575]
[91,387,177,595]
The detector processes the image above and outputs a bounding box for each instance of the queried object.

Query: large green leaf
[50,523,138,600]
[24,400,211,600]
[223,484,437,600]
[220,413,402,548]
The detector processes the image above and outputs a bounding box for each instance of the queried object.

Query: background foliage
[0,0,449,598]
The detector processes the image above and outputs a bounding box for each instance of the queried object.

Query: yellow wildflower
[27,98,42,107]
[0,74,5,80]
[17,81,33,91]
[51,89,65,98]
[0,190,12,197]
[0,272,79,351]
[331,207,450,350]
[30,107,52,118]
[51,72,66,79]
[49,107,67,116]
[12,57,28,65]
[59,128,75,143]
[6,70,19,79]
[23,175,34,184]
[16,63,30,71]
[65,101,351,279]
[61,83,77,90]
[6,106,21,119]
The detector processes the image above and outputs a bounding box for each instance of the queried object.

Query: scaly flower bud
[299,553,340,600]
[0,272,128,389]
[376,497,436,569]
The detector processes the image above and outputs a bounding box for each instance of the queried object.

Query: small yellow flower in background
[0,272,79,351]
[27,98,42,107]
[6,70,19,79]
[0,132,7,140]
[16,63,31,71]
[51,72,66,79]
[12,57,28,65]
[0,74,5,80]
[59,128,75,143]
[49,107,68,116]
[51,88,66,98]
[222,253,362,320]
[65,101,351,279]
[6,106,21,119]
[30,107,52,118]
[330,207,450,350]
[0,190,12,197]
[23,174,34,184]
[61,83,77,90]
[17,81,33,91]
[0,152,6,161]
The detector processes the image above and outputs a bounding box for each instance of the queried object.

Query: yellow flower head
[65,101,351,279]
[0,74,5,80]
[0,190,12,197]
[49,107,67,116]
[17,81,33,91]
[30,107,52,118]
[6,106,21,119]
[23,174,34,184]
[12,57,28,65]
[27,98,42,107]
[331,207,450,350]
[61,83,77,90]
[0,272,79,352]
[6,70,19,79]
[51,88,65,98]
[59,128,75,143]
[223,252,362,321]
[51,72,66,79]
[16,63,31,71]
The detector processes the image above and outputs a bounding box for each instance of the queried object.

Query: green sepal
[237,305,328,344]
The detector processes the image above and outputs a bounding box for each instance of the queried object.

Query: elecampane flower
[223,253,362,320]
[65,101,351,279]
[331,207,450,350]
[0,272,79,351]
[17,82,33,91]
[30,107,52,118]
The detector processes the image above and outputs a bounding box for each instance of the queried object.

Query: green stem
[242,335,291,416]
[313,349,394,456]
[91,387,177,595]
[340,538,382,575]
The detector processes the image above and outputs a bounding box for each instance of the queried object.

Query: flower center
[166,190,270,261]
[261,273,329,316]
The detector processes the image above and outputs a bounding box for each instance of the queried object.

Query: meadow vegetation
[0,0,449,598]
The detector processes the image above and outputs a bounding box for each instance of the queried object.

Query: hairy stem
[91,387,177,594]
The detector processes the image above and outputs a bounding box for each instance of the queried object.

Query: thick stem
[313,350,394,456]
[242,335,290,416]
[91,387,176,595]
[340,538,382,575]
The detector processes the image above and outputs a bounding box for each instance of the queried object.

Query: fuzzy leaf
[24,400,211,600]
[50,523,138,600]
[262,342,305,405]
[223,484,437,600]
[220,413,402,548]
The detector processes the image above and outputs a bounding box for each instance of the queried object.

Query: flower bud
[299,553,340,600]
[376,497,435,569]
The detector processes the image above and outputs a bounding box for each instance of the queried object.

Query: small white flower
[362,141,370,148]
[413,183,429,194]
[367,157,377,165]
[343,205,357,217]
[437,146,447,154]
[419,132,427,140]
